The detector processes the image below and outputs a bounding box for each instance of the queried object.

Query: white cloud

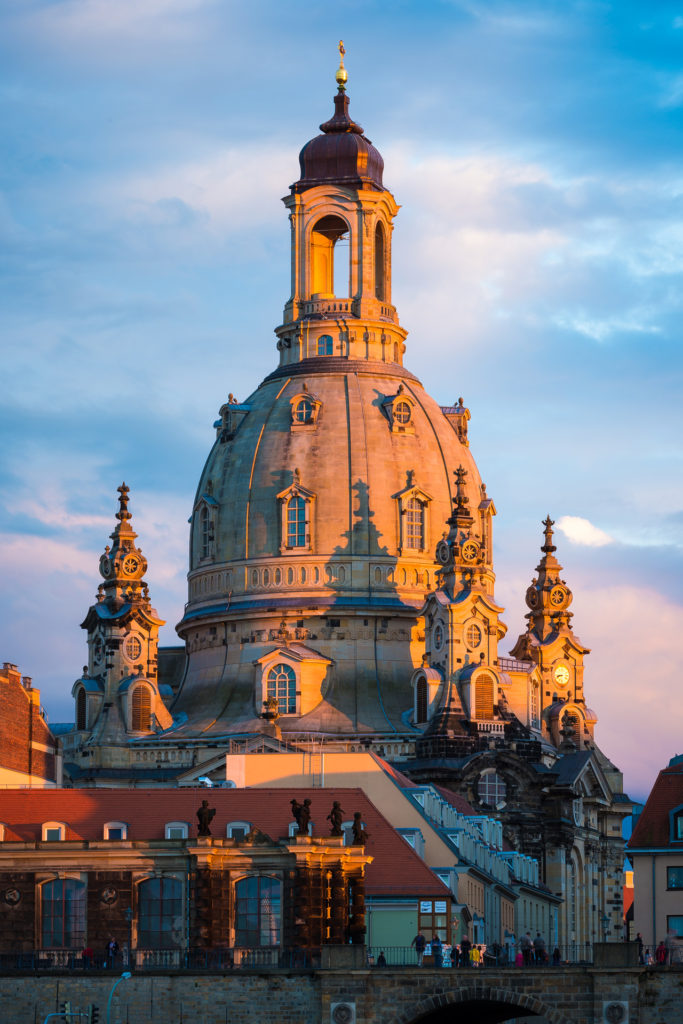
[557,515,613,547]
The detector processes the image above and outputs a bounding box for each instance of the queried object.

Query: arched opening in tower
[310,215,350,298]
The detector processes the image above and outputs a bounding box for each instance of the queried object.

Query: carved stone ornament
[100,886,118,905]
[3,888,21,906]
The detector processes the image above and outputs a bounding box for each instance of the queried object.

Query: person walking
[533,932,547,964]
[521,932,532,966]
[411,930,426,966]
[431,933,443,968]
[471,944,481,967]
[460,934,471,966]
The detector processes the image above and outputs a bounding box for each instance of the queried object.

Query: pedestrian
[533,932,547,964]
[431,933,443,968]
[521,932,532,966]
[490,940,502,966]
[471,944,481,967]
[411,930,426,966]
[107,936,119,967]
[460,934,471,966]
[636,932,644,965]
[376,951,387,968]
[552,947,561,966]
[655,941,667,965]
[81,945,93,969]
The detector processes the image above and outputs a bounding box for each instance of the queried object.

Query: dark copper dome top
[292,91,384,193]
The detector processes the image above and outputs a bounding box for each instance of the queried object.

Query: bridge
[0,960,680,1024]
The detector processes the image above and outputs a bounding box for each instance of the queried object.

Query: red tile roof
[0,787,450,899]
[628,764,683,850]
[434,784,476,816]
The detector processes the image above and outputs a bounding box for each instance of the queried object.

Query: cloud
[556,516,613,547]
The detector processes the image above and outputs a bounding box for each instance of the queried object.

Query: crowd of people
[406,931,561,968]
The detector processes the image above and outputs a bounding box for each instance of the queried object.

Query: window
[200,505,211,559]
[417,899,449,944]
[76,687,87,730]
[667,915,683,937]
[667,867,683,890]
[394,401,411,425]
[317,334,333,356]
[405,497,425,550]
[466,623,482,650]
[416,677,428,723]
[227,821,251,840]
[235,875,281,947]
[293,398,314,423]
[124,634,143,663]
[104,822,127,840]
[165,822,189,839]
[374,222,385,301]
[138,877,183,948]
[267,663,296,715]
[675,811,683,840]
[42,879,86,948]
[286,496,306,548]
[0,824,5,841]
[132,686,152,731]
[474,673,494,719]
[42,822,65,842]
[477,771,506,807]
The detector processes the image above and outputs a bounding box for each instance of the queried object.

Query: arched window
[42,878,86,948]
[76,687,86,731]
[405,497,425,550]
[466,623,482,650]
[138,877,183,949]
[477,771,506,807]
[235,875,281,947]
[310,215,349,297]
[374,222,385,301]
[132,686,152,732]
[317,334,334,356]
[286,496,306,548]
[394,401,411,425]
[200,505,211,559]
[293,397,314,423]
[416,677,428,723]
[267,663,297,715]
[474,673,495,719]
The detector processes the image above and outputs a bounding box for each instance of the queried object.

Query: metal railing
[0,947,320,973]
[366,944,595,968]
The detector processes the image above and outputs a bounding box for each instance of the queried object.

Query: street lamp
[106,971,131,1024]
[124,906,133,968]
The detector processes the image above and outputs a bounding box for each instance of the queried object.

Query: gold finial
[335,39,348,92]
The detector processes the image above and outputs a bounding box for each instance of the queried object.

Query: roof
[434,784,477,816]
[0,787,450,900]
[628,763,683,850]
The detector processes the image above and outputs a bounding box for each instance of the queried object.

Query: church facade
[59,55,630,949]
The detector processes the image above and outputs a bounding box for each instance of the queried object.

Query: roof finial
[335,40,348,92]
[542,514,556,554]
[116,482,132,522]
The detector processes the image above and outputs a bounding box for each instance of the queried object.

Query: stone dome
[293,91,384,193]
[174,359,486,740]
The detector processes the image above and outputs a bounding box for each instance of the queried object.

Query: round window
[477,771,506,807]
[123,635,142,662]
[394,400,411,425]
[466,623,482,649]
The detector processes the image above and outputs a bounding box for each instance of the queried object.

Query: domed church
[61,50,631,945]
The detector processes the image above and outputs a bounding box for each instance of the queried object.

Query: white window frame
[276,476,316,553]
[394,484,432,555]
[103,821,128,840]
[288,820,313,837]
[227,821,252,839]
[42,822,66,842]
[165,821,189,839]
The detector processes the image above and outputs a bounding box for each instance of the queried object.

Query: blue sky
[1,0,682,801]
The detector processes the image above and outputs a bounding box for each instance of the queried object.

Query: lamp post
[106,971,131,1024]
[124,906,133,969]
[602,914,610,942]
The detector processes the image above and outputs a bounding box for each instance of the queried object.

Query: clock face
[550,586,566,607]
[436,540,450,565]
[461,540,478,563]
[123,555,140,576]
[554,665,570,686]
[99,555,111,578]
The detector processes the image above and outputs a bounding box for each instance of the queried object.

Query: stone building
[0,662,60,786]
[47,57,630,950]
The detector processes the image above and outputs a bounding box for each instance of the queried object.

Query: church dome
[293,91,384,193]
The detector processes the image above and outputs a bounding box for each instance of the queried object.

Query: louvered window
[474,673,494,719]
[132,686,152,731]
[76,687,86,730]
[416,677,428,723]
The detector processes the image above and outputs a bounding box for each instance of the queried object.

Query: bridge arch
[396,984,576,1024]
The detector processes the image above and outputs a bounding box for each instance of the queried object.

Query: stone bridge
[1,964,681,1024]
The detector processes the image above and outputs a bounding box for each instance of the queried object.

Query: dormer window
[227,821,252,840]
[394,478,432,555]
[672,807,683,842]
[277,472,316,553]
[267,663,297,715]
[290,387,322,428]
[383,386,416,434]
[165,822,189,839]
[104,821,128,840]
[42,822,66,841]
[394,400,411,425]
[193,493,218,562]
